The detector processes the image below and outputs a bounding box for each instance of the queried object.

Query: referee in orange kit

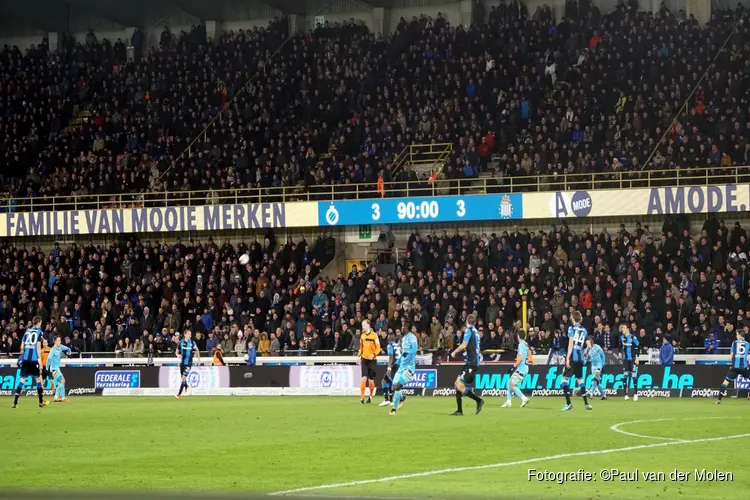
[358,320,381,403]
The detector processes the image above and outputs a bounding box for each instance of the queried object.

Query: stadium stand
[0,2,748,211]
[0,213,747,357]
[0,1,747,358]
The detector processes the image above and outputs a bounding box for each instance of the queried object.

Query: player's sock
[506,387,513,403]
[178,381,187,396]
[392,390,403,411]
[562,381,571,405]
[59,382,66,399]
[455,392,463,412]
[369,382,375,398]
[381,383,390,401]
[592,378,602,395]
[512,386,525,401]
[579,383,588,405]
[464,389,481,402]
[13,383,22,405]
[360,380,366,400]
[625,375,632,396]
[718,382,728,400]
[36,382,43,404]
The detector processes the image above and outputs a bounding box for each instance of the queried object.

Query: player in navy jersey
[379,333,402,407]
[13,316,47,408]
[619,324,640,401]
[562,311,591,411]
[449,314,485,416]
[175,330,200,399]
[716,331,750,404]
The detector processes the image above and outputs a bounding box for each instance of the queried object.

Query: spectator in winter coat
[704,333,720,354]
[659,337,674,366]
[206,331,220,352]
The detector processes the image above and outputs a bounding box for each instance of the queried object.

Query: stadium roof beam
[0,0,67,32]
[360,0,394,7]
[67,0,146,27]
[175,0,227,21]
[261,0,306,15]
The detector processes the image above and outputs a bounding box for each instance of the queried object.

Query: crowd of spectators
[0,229,336,357]
[0,213,748,358]
[405,213,750,357]
[2,2,750,208]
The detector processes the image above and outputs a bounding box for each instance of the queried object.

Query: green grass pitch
[1,396,749,499]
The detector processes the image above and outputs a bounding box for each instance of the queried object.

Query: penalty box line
[269,431,750,496]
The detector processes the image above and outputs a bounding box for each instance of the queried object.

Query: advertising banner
[229,366,289,387]
[0,366,161,396]
[404,369,438,389]
[94,370,141,388]
[8,364,737,398]
[735,375,750,390]
[523,184,750,219]
[289,365,362,389]
[158,366,230,389]
[429,364,729,398]
[319,194,523,227]
[0,202,319,237]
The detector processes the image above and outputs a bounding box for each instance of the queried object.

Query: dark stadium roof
[0,0,406,32]
[0,0,303,32]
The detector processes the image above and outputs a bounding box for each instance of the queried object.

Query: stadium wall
[0,364,741,399]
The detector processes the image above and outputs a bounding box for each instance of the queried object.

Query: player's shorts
[51,368,64,383]
[591,367,603,378]
[20,360,40,378]
[180,363,192,377]
[392,369,412,388]
[725,367,750,381]
[460,365,478,386]
[563,361,584,380]
[622,359,636,374]
[361,358,376,379]
[510,371,526,385]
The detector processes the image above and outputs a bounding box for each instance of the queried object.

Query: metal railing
[391,142,453,177]
[2,165,749,212]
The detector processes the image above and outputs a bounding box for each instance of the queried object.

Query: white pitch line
[296,495,435,500]
[609,416,742,443]
[609,419,687,442]
[269,429,750,496]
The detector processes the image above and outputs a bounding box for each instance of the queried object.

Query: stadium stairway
[64,108,92,133]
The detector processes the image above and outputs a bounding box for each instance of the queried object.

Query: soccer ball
[239,254,250,265]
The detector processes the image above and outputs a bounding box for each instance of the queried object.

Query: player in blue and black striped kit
[449,314,485,416]
[619,324,640,401]
[562,311,591,411]
[13,316,47,408]
[175,329,200,399]
[716,331,750,404]
[379,333,402,407]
